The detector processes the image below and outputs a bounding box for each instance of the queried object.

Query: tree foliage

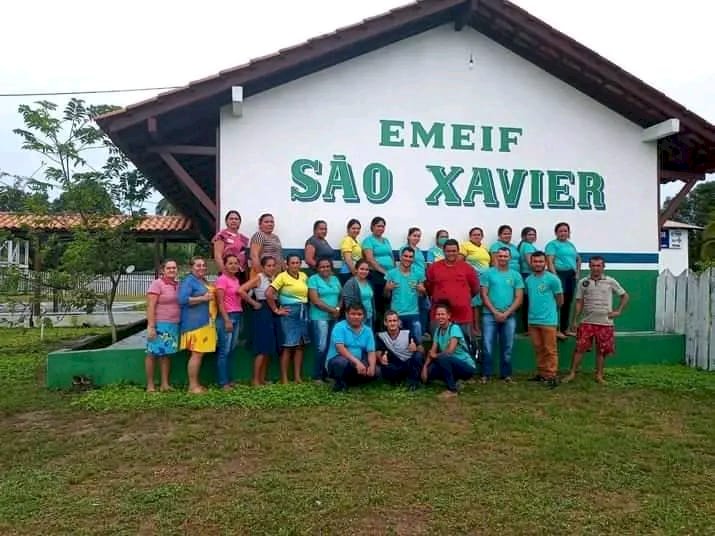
[666,181,715,228]
[8,98,155,341]
[664,180,715,268]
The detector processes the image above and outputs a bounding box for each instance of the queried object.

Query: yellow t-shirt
[271,271,309,305]
[340,235,362,274]
[340,235,362,261]
[459,241,490,270]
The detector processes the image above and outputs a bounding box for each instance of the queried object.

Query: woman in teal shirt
[545,222,580,339]
[401,227,430,339]
[517,226,538,332]
[361,216,394,323]
[489,225,521,272]
[421,301,476,398]
[342,259,375,327]
[426,229,449,265]
[307,257,342,381]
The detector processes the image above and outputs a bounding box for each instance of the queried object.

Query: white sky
[1,0,713,208]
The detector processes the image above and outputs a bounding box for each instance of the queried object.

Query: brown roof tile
[0,213,195,234]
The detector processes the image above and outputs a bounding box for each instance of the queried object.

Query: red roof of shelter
[0,213,197,239]
[96,0,715,238]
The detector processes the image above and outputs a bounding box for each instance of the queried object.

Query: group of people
[144,210,630,397]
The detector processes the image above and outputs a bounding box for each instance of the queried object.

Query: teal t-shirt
[525,272,563,326]
[386,266,423,316]
[489,241,520,272]
[399,245,426,279]
[481,268,524,312]
[362,235,395,271]
[518,242,538,274]
[433,323,475,370]
[426,246,444,264]
[326,320,375,366]
[358,280,374,321]
[545,239,579,271]
[307,274,341,321]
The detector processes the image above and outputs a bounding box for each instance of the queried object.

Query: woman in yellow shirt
[459,227,490,336]
[266,254,310,384]
[338,218,362,285]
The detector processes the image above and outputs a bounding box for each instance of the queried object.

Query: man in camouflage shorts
[564,256,629,384]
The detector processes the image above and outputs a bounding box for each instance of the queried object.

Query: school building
[48,0,715,387]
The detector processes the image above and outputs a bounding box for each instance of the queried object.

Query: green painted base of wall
[596,270,657,331]
[46,331,683,389]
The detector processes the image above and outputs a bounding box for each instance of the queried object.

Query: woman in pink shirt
[145,259,180,392]
[212,210,250,281]
[215,254,243,388]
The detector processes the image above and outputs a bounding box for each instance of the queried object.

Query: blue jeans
[427,353,476,392]
[380,351,424,386]
[399,313,422,342]
[216,312,241,386]
[481,313,516,379]
[419,296,431,338]
[310,319,335,380]
[328,354,376,391]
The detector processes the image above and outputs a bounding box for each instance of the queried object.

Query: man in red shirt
[426,239,480,345]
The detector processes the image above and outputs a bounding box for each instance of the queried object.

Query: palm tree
[155,197,178,216]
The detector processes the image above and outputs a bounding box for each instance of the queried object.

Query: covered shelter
[0,213,199,273]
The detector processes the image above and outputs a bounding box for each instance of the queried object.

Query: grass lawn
[1,327,715,535]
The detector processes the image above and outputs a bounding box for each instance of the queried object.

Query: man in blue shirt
[384,247,426,342]
[326,303,377,392]
[480,247,524,384]
[525,251,564,388]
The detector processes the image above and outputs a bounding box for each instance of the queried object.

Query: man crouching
[376,310,425,391]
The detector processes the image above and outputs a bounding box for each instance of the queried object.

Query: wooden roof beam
[658,169,706,183]
[148,145,217,156]
[659,176,700,228]
[454,0,478,31]
[158,151,217,217]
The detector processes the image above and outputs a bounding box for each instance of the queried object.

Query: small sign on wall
[669,230,683,250]
[660,229,685,250]
[660,230,670,249]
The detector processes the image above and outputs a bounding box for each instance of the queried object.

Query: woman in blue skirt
[238,256,281,386]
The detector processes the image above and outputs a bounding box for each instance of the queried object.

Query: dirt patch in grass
[351,505,432,535]
[7,410,58,430]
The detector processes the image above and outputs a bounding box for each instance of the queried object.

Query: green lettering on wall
[529,170,545,209]
[451,124,475,150]
[323,155,360,203]
[497,168,528,208]
[290,159,322,202]
[577,171,606,210]
[480,125,494,152]
[498,127,523,152]
[410,121,445,149]
[363,163,393,204]
[547,170,575,209]
[424,165,463,206]
[379,119,405,147]
[463,168,499,207]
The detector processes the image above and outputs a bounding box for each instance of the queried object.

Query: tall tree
[666,181,715,227]
[13,98,154,341]
[664,180,715,268]
[155,197,178,216]
[0,173,50,212]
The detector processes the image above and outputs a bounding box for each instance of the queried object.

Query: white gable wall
[220,24,657,263]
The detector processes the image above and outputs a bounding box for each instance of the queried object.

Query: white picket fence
[655,268,715,370]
